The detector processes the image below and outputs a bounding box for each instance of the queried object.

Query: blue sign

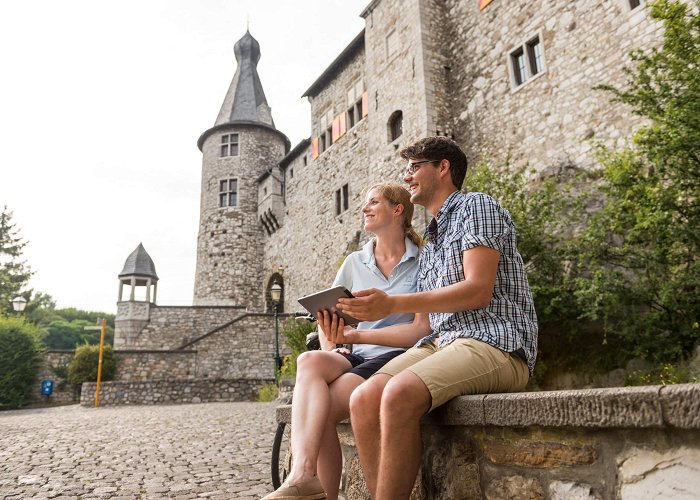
[41,379,54,396]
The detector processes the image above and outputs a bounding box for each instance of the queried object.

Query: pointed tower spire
[214,31,274,127]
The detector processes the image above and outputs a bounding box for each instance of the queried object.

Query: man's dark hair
[400,136,468,190]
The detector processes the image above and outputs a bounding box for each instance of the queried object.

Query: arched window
[388,111,403,142]
[265,273,285,313]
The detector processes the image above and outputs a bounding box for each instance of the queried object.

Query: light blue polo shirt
[332,237,420,359]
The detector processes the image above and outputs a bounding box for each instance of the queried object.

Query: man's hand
[336,288,393,321]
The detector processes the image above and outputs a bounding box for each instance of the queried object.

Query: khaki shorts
[377,338,529,411]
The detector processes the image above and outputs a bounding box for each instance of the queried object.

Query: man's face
[403,158,440,207]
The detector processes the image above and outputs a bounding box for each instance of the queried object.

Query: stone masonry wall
[31,350,77,405]
[117,304,246,350]
[277,384,700,499]
[265,47,372,311]
[444,0,663,173]
[114,350,197,381]
[187,313,290,380]
[80,378,269,407]
[194,124,287,310]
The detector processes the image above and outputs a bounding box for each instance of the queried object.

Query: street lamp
[270,280,283,378]
[11,296,27,313]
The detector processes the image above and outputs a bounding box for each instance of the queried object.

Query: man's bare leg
[349,374,391,497]
[375,371,431,500]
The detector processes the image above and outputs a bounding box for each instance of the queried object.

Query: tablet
[297,285,361,326]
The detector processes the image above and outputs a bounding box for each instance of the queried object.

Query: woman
[262,182,431,500]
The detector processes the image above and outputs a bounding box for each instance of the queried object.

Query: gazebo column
[130,277,136,301]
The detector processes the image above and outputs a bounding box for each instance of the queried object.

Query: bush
[258,382,279,402]
[0,316,44,410]
[279,317,317,379]
[67,344,118,387]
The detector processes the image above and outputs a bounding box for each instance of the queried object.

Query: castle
[107,0,659,396]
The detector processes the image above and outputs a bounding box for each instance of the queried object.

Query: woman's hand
[317,310,358,344]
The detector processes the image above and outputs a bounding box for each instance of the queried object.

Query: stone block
[618,447,700,499]
[485,475,544,500]
[482,386,663,428]
[549,481,598,500]
[428,395,485,426]
[480,436,596,468]
[659,384,700,429]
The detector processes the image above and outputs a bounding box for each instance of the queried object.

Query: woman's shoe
[260,476,326,500]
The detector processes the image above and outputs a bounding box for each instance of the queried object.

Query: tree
[580,0,700,362]
[0,316,44,410]
[0,207,33,316]
[67,344,118,388]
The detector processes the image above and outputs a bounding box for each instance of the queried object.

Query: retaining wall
[80,378,273,407]
[277,384,700,499]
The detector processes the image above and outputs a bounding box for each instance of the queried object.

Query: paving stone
[0,402,279,498]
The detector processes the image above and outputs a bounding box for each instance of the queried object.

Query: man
[336,136,538,499]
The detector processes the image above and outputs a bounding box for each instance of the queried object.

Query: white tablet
[297,285,360,326]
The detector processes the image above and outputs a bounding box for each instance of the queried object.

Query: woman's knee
[296,350,326,377]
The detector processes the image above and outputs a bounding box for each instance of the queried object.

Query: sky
[0,0,367,313]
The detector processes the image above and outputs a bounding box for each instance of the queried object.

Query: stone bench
[275,384,700,499]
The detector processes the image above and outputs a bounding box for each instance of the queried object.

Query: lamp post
[270,280,282,378]
[11,296,27,314]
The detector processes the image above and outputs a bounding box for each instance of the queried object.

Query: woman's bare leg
[285,350,352,485]
[316,373,364,500]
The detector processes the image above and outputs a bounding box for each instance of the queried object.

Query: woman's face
[362,188,397,232]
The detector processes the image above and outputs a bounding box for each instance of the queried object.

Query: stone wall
[31,350,77,405]
[443,0,663,173]
[114,350,197,381]
[116,304,246,349]
[80,378,270,407]
[277,384,700,499]
[185,313,291,380]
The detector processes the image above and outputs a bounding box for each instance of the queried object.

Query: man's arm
[337,246,500,321]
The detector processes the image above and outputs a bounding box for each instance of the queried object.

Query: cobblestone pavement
[0,402,280,499]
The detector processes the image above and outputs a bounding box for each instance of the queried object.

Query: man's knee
[380,371,431,421]
[349,375,388,420]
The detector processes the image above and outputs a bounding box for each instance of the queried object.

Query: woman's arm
[319,310,431,348]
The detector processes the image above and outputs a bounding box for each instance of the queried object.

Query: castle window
[335,183,349,216]
[319,108,334,154]
[346,80,365,129]
[509,33,546,88]
[220,133,239,157]
[219,178,238,208]
[388,111,403,142]
[629,0,646,9]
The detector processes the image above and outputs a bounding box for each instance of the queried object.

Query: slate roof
[119,243,158,280]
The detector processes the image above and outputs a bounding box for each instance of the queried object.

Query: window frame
[335,183,349,216]
[507,30,547,91]
[346,79,365,130]
[388,110,403,142]
[220,133,240,157]
[218,178,239,208]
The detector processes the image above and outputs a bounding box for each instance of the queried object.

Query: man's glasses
[404,160,437,177]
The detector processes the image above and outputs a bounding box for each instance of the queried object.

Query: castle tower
[193,31,290,309]
[114,243,158,348]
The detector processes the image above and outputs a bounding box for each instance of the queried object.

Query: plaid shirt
[416,191,538,375]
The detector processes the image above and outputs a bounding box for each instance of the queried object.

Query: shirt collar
[360,237,420,264]
[424,191,462,244]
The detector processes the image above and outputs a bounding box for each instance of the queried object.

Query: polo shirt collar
[360,237,420,265]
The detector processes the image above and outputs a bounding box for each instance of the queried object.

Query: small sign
[41,379,54,396]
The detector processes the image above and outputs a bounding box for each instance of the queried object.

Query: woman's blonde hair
[365,182,423,248]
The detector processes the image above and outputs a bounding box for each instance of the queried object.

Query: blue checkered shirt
[415,191,538,375]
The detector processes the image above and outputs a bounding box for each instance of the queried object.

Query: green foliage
[257,382,279,402]
[279,317,317,379]
[0,207,33,316]
[0,316,44,410]
[625,362,700,386]
[582,0,700,364]
[67,344,118,387]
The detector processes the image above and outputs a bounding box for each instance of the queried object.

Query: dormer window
[221,133,239,157]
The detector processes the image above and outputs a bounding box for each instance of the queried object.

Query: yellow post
[95,318,106,408]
